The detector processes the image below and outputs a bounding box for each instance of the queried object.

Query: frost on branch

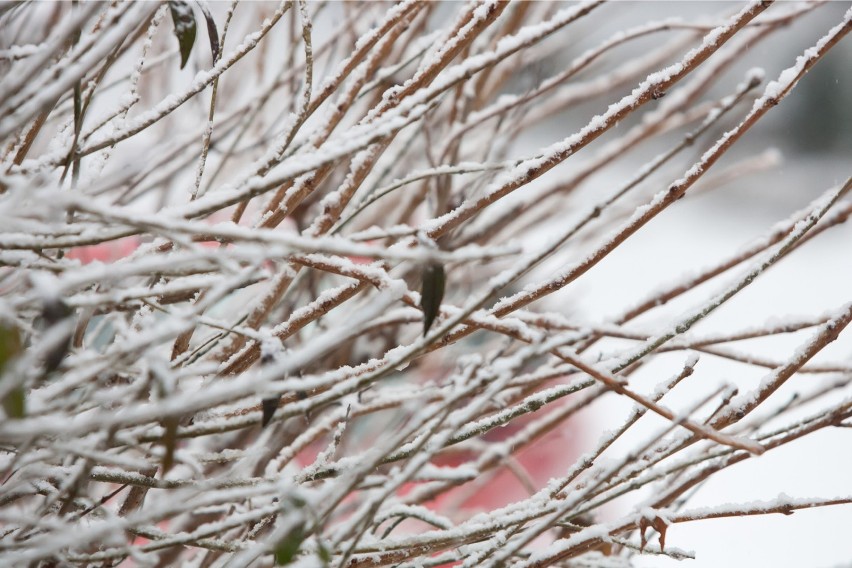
[0,2,850,567]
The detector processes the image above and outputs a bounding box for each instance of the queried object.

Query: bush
[0,1,850,566]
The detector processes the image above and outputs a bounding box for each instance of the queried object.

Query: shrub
[0,1,850,566]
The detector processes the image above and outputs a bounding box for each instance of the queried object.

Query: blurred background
[512,3,852,566]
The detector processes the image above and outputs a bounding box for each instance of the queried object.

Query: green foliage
[0,324,24,418]
[273,524,305,566]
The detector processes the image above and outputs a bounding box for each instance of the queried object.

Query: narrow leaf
[262,395,280,428]
[317,542,331,565]
[1,324,24,418]
[654,516,668,552]
[40,299,72,375]
[420,263,445,336]
[274,525,305,565]
[0,323,22,373]
[194,0,220,63]
[169,1,197,69]
[639,517,649,552]
[639,514,669,552]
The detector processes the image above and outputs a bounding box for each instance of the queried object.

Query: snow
[78,1,293,157]
[0,3,158,142]
[0,42,45,60]
[756,7,851,107]
[1,2,849,566]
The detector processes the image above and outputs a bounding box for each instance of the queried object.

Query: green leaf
[0,324,24,418]
[2,386,25,419]
[420,263,445,336]
[273,524,305,565]
[317,541,331,565]
[169,1,197,69]
[0,323,22,373]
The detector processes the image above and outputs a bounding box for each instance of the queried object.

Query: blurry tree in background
[0,1,850,567]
